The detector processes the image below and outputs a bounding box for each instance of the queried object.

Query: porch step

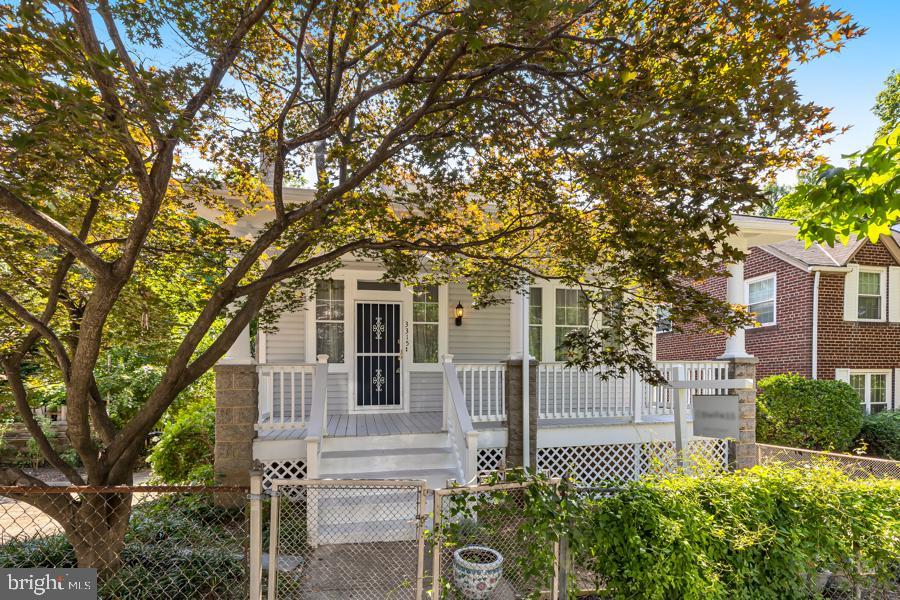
[319,468,458,490]
[322,431,448,452]
[319,446,456,473]
[317,519,419,545]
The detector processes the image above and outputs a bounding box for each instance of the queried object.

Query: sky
[778,0,900,183]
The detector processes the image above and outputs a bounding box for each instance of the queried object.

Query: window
[858,270,884,320]
[746,274,776,326]
[412,284,439,363]
[656,306,672,333]
[850,372,889,414]
[315,279,344,362]
[555,288,589,361]
[529,287,542,360]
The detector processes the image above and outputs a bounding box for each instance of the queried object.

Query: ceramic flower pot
[452,545,503,599]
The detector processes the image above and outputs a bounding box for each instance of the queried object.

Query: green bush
[147,396,215,484]
[858,410,900,460]
[757,373,863,451]
[575,464,900,600]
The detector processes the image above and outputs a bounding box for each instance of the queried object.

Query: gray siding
[409,372,443,413]
[266,311,306,362]
[327,373,349,414]
[448,284,510,362]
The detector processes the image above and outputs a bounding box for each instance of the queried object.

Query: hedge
[858,410,900,460]
[573,464,900,599]
[757,373,863,451]
[442,465,900,600]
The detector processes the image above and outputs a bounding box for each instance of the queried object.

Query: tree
[782,70,900,242]
[0,0,860,572]
[874,70,900,138]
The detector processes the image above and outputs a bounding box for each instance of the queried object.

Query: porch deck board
[256,411,446,441]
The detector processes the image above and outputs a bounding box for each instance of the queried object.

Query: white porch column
[718,240,752,360]
[221,322,255,364]
[510,290,525,359]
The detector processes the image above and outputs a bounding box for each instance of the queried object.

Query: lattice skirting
[477,447,507,474]
[536,439,728,486]
[479,440,727,485]
[261,460,308,490]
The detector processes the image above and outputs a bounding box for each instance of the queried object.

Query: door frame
[302,268,450,416]
[352,299,406,413]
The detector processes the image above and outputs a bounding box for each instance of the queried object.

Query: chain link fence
[0,485,249,599]
[758,443,900,479]
[432,482,559,599]
[266,479,426,600]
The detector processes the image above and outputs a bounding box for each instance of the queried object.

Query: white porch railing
[442,355,478,483]
[456,363,507,423]
[642,360,730,417]
[257,358,329,431]
[537,363,632,420]
[304,356,330,479]
[449,360,731,423]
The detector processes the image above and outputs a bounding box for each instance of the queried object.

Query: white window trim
[744,273,777,328]
[857,266,887,322]
[655,305,673,334]
[528,282,597,363]
[848,369,892,414]
[304,268,449,414]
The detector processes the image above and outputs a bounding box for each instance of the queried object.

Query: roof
[761,235,900,269]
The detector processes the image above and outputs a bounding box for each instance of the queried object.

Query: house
[209,193,798,505]
[658,232,900,415]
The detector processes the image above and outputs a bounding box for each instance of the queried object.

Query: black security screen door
[356,302,401,407]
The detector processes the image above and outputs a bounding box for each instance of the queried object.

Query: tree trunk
[64,492,133,579]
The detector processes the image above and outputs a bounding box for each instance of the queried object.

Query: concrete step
[315,488,420,525]
[316,518,419,545]
[322,431,448,452]
[319,446,456,472]
[318,468,459,490]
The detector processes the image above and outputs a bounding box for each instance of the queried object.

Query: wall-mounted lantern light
[455,302,464,326]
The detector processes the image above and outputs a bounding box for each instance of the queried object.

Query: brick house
[657,234,900,414]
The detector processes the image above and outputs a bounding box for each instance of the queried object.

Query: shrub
[757,373,862,451]
[576,464,900,600]
[858,410,900,460]
[147,396,215,483]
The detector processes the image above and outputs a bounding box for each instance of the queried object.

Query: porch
[249,357,733,487]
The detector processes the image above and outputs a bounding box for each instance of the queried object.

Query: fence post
[672,365,689,470]
[557,531,570,599]
[249,470,263,600]
[432,490,444,600]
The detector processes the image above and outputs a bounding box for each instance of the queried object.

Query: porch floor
[256,411,444,441]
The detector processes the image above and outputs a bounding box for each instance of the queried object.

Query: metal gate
[356,302,402,407]
[266,479,427,599]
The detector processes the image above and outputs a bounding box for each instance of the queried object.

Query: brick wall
[656,247,814,379]
[816,242,900,382]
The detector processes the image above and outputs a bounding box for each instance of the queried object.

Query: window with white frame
[412,284,439,363]
[529,287,542,360]
[656,306,672,333]
[746,274,776,326]
[849,371,889,414]
[555,288,589,361]
[315,279,344,362]
[857,269,885,320]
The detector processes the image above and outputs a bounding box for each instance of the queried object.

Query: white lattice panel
[477,447,506,474]
[538,444,640,484]
[538,439,729,485]
[262,460,307,490]
[640,439,729,476]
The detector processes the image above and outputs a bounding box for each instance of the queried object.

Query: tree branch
[0,186,110,277]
